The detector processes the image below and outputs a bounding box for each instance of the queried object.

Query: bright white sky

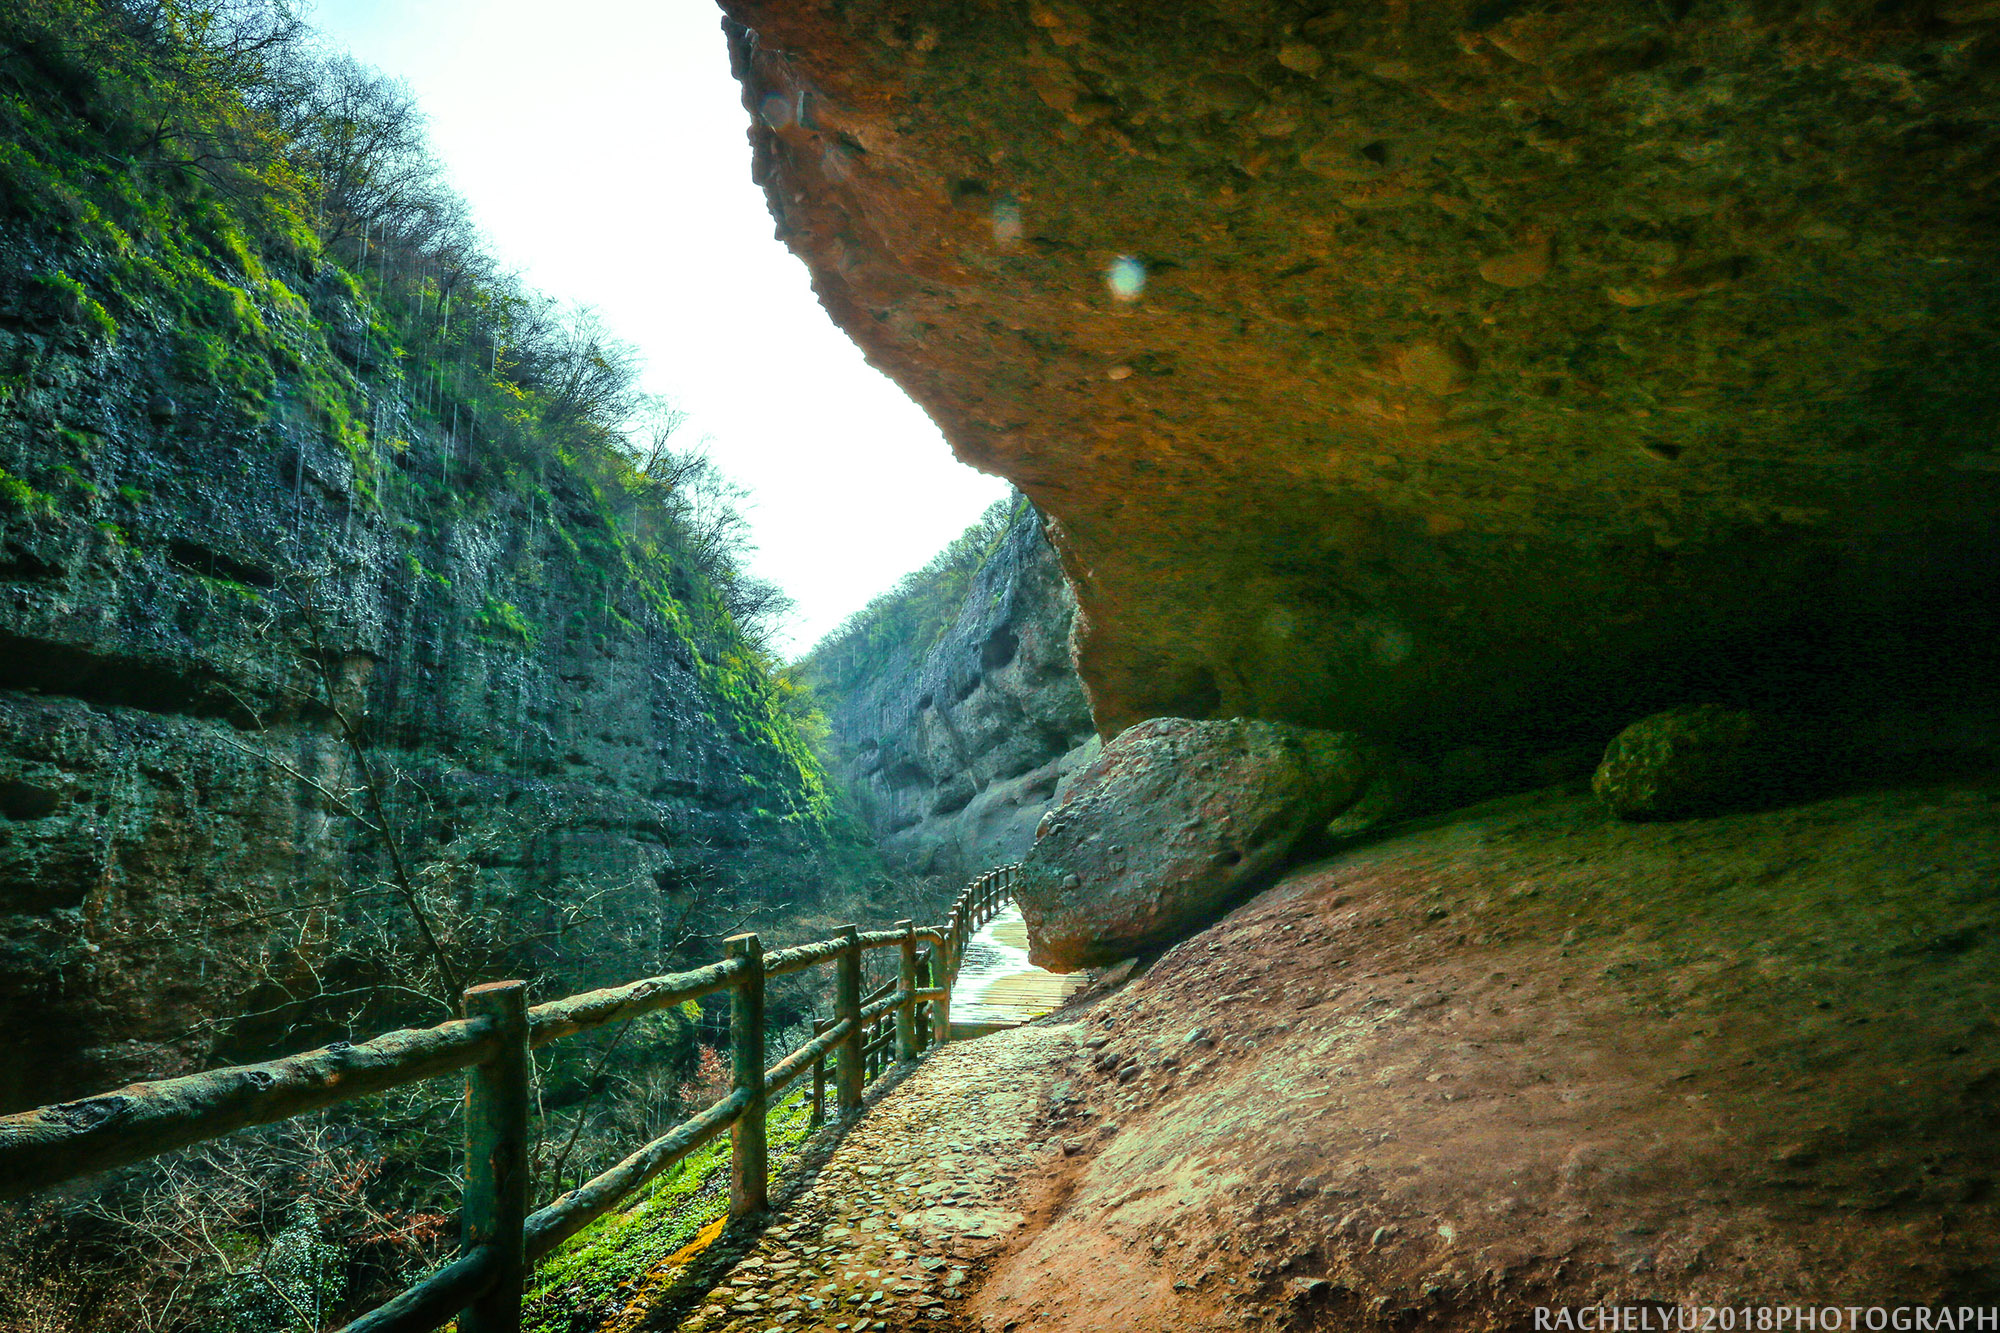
[308,0,1009,657]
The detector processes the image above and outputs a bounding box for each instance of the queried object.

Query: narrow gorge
[2,0,1999,1330]
[800,498,1095,882]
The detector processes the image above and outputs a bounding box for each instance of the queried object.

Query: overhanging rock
[721,0,2000,754]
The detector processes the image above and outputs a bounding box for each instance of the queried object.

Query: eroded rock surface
[720,0,2000,758]
[807,501,1096,879]
[1016,716,1369,970]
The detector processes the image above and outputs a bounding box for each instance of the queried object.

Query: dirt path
[659,1021,1082,1333]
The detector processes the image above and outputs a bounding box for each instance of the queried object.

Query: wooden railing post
[810,1018,828,1127]
[461,981,530,1333]
[835,925,863,1113]
[726,934,766,1218]
[931,937,951,1049]
[895,920,918,1063]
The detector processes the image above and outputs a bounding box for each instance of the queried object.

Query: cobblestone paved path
[664,1021,1081,1333]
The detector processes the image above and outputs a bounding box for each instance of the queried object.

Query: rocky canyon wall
[0,131,863,1113]
[803,500,1096,879]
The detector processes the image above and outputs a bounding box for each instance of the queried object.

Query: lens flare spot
[1107,255,1146,302]
[993,197,1024,244]
[760,93,793,130]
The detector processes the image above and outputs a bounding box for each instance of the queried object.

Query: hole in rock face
[0,780,62,821]
[929,775,976,816]
[0,547,61,581]
[1358,140,1391,164]
[167,539,275,588]
[982,624,1020,672]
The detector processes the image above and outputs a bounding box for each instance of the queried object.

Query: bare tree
[530,306,642,432]
[278,54,436,251]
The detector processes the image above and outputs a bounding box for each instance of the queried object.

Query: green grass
[31,270,117,344]
[475,594,537,648]
[521,1091,818,1333]
[0,466,56,518]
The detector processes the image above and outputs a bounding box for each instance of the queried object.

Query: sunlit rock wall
[0,231,849,1113]
[811,504,1096,879]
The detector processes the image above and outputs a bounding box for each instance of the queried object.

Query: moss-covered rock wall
[0,18,873,1111]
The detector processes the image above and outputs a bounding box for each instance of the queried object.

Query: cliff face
[719,0,2000,760]
[0,115,857,1114]
[804,501,1095,878]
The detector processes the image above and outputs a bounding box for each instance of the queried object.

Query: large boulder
[1592,704,1800,820]
[1016,717,1369,970]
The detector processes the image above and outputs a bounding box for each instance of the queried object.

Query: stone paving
[670,1021,1081,1333]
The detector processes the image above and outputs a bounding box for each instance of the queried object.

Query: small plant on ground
[521,1090,818,1333]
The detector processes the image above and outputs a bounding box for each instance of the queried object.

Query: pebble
[1478,235,1554,288]
[1277,41,1325,75]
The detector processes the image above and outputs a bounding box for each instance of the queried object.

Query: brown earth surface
[973,778,2000,1329]
[618,777,2000,1332]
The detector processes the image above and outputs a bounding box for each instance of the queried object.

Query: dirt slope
[970,780,2000,1329]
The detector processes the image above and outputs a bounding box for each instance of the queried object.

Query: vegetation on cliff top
[1,0,796,634]
[0,0,846,810]
[799,492,1027,698]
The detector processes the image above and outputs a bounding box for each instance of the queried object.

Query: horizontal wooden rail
[0,1016,497,1201]
[765,1017,851,1097]
[859,990,908,1025]
[0,863,1024,1333]
[340,1246,500,1333]
[523,1089,749,1260]
[527,958,741,1048]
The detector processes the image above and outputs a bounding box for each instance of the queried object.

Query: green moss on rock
[1592,704,1794,821]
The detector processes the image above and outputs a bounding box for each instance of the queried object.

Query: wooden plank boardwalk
[948,904,1087,1031]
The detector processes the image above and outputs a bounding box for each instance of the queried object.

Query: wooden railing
[807,862,1020,1120]
[0,864,1022,1333]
